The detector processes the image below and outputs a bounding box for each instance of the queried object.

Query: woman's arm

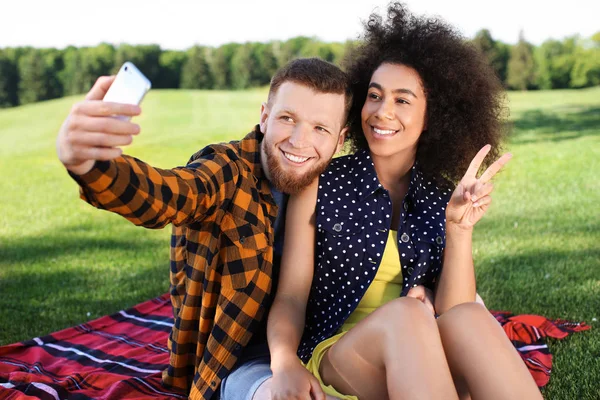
[435,145,512,314]
[267,179,325,399]
[434,223,476,314]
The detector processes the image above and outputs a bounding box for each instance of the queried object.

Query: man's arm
[71,154,238,228]
[58,76,238,228]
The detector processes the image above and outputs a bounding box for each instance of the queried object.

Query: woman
[265,3,542,400]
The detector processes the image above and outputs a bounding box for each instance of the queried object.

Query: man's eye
[316,126,329,133]
[281,116,294,122]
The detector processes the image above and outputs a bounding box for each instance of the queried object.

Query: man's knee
[251,377,272,400]
[220,357,272,400]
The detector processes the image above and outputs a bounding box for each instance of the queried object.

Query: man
[56,58,352,400]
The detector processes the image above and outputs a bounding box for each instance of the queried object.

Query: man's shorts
[219,346,272,400]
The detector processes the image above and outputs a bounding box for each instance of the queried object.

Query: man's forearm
[71,155,220,229]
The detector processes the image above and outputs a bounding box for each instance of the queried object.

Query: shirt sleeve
[68,151,239,229]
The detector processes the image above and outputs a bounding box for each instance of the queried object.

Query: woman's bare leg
[318,297,458,400]
[437,302,543,400]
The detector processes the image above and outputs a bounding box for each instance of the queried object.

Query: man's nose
[288,124,311,148]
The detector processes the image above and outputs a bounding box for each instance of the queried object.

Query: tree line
[0,31,599,108]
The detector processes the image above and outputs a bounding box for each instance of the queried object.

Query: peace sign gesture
[446,145,512,230]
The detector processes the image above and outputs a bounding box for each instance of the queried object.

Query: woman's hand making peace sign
[445,145,512,230]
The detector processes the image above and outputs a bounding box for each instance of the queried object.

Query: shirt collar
[240,126,277,211]
[238,125,267,183]
[353,149,425,202]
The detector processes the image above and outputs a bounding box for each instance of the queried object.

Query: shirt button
[211,381,216,387]
[333,223,342,232]
[234,344,242,351]
[239,236,246,244]
[401,233,410,243]
[436,236,443,245]
[407,267,414,274]
[404,202,409,211]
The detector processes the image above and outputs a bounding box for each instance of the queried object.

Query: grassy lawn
[1,87,599,398]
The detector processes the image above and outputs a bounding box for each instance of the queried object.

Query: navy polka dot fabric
[297,149,452,361]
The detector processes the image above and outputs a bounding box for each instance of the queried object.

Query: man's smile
[281,149,312,164]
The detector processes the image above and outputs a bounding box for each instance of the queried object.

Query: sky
[1,0,598,50]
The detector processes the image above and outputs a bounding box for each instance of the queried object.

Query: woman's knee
[371,296,437,333]
[437,302,498,338]
[442,301,491,321]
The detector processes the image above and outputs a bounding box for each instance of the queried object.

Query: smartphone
[103,61,151,120]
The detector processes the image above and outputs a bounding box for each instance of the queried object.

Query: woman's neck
[371,149,416,191]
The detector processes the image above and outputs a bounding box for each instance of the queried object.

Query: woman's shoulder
[326,152,359,169]
[318,151,369,197]
[321,150,368,179]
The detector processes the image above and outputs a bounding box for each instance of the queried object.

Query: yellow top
[340,231,402,332]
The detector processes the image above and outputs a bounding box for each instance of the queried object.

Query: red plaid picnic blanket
[0,295,590,399]
[0,294,185,400]
[492,311,590,388]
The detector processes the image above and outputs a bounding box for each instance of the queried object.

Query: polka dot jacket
[297,149,453,361]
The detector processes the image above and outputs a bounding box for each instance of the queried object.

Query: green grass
[1,87,599,399]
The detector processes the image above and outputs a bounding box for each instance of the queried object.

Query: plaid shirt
[70,126,278,399]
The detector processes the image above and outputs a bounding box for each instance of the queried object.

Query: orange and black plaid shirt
[70,126,278,399]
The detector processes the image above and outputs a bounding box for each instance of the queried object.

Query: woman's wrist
[446,221,474,236]
[270,349,301,373]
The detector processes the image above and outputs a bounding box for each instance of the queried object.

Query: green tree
[571,49,600,87]
[472,29,510,84]
[42,48,64,99]
[84,43,115,83]
[251,43,278,86]
[329,42,348,66]
[114,44,161,84]
[157,50,187,88]
[229,44,255,89]
[180,46,213,89]
[300,39,336,62]
[535,38,577,89]
[277,36,313,66]
[61,44,115,96]
[0,50,20,107]
[507,31,536,90]
[60,46,86,95]
[18,49,54,104]
[210,43,240,89]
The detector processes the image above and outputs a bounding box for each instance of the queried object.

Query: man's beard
[262,139,331,195]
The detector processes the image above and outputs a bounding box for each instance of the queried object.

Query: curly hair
[344,2,507,188]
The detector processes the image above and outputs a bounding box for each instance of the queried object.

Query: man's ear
[335,127,349,154]
[259,102,269,133]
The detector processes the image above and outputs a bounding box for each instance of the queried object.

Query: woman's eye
[396,98,409,105]
[368,92,380,100]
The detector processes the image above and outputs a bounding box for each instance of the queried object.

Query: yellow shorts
[303,332,358,400]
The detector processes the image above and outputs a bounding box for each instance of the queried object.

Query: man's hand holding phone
[56,63,150,176]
